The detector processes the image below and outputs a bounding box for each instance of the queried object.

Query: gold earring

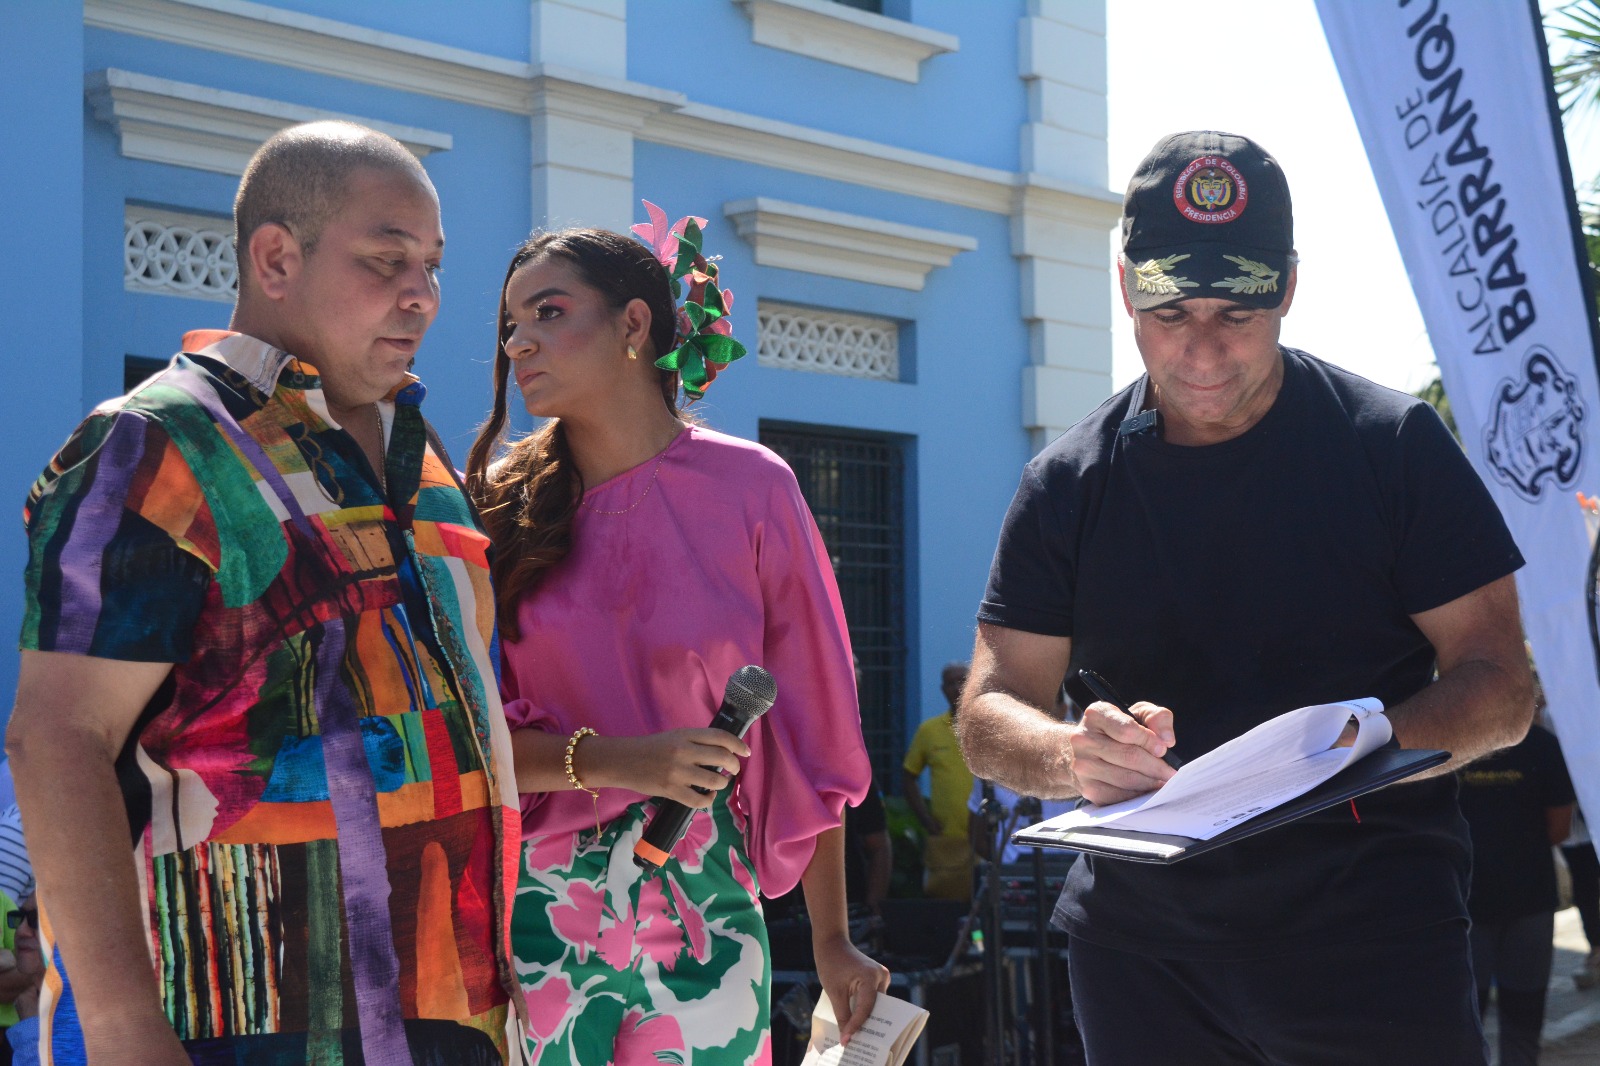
[627,345,638,361]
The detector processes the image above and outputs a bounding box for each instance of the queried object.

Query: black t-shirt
[1458,724,1574,922]
[844,781,888,903]
[979,348,1523,959]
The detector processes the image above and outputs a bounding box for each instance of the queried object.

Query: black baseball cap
[1120,131,1294,311]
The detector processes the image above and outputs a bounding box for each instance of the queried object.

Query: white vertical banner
[1317,0,1600,817]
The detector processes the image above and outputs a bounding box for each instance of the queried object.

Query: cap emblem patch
[1211,255,1280,295]
[1132,253,1199,296]
[1173,156,1248,224]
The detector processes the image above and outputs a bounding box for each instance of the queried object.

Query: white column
[1013,0,1119,452]
[532,0,626,77]
[528,0,636,232]
[1018,0,1108,189]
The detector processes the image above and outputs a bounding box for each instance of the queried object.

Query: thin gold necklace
[581,447,669,515]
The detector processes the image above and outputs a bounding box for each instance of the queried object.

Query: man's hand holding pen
[1066,700,1180,805]
[1067,669,1182,806]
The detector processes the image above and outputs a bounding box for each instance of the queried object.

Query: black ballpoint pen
[1077,668,1184,770]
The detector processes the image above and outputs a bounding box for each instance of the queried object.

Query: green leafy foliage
[1552,0,1600,116]
[1549,4,1600,314]
[1414,375,1460,443]
[1584,202,1600,316]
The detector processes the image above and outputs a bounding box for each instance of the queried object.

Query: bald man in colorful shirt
[9,122,524,1065]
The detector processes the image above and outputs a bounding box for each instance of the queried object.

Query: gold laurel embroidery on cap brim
[1211,255,1280,295]
[1133,254,1199,296]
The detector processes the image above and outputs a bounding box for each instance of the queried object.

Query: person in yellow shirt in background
[902,663,974,901]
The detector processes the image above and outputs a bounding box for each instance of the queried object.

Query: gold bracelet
[564,727,601,837]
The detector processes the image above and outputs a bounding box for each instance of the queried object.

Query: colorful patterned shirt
[21,331,523,1065]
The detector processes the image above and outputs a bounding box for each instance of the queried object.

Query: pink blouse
[500,425,872,897]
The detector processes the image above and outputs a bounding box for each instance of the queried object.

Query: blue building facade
[0,0,1115,778]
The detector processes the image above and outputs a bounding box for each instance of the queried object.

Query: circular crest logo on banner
[1483,346,1586,502]
[1173,156,1249,224]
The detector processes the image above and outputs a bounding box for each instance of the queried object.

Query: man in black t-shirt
[1459,718,1574,1066]
[843,781,891,912]
[958,131,1533,1066]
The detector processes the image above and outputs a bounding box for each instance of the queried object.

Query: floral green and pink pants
[513,793,772,1066]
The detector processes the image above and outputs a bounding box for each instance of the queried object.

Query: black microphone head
[725,665,777,721]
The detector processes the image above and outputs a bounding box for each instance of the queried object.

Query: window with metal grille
[760,424,907,787]
[757,301,900,382]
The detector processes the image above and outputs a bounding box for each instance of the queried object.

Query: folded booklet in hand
[1012,697,1447,863]
[801,991,928,1066]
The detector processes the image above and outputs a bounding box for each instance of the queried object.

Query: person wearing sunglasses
[5,893,43,1066]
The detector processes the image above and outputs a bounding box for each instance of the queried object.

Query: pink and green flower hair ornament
[632,200,747,401]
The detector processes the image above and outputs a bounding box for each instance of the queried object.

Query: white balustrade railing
[124,207,238,301]
[756,301,899,381]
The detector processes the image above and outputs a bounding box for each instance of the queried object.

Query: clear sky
[1103,0,1590,395]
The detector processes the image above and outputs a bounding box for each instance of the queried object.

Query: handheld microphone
[633,665,777,871]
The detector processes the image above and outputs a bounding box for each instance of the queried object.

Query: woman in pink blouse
[466,223,887,1066]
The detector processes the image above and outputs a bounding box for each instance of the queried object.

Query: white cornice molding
[82,0,1121,223]
[652,104,1009,213]
[732,0,958,83]
[650,102,1120,219]
[1012,180,1122,233]
[529,65,684,129]
[85,0,535,112]
[85,69,452,176]
[723,197,976,291]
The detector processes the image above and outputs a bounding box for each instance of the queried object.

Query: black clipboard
[1010,747,1450,864]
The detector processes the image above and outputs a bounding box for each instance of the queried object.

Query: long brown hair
[465,229,681,639]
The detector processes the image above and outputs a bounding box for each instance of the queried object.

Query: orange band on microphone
[633,840,671,868]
